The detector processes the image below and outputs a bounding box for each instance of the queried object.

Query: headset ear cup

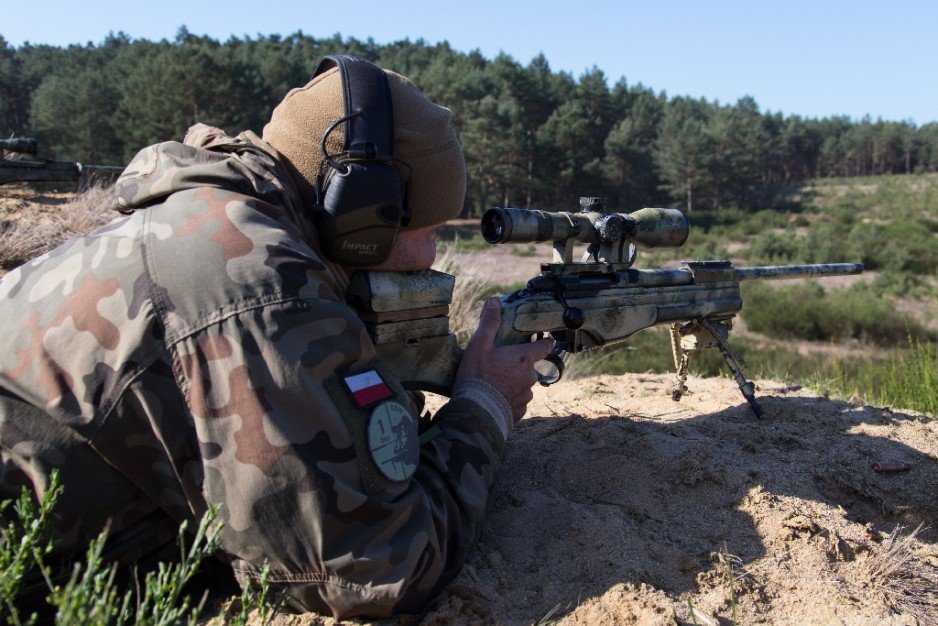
[310,55,406,265]
[319,161,405,265]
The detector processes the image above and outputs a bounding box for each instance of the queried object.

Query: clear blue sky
[3,0,936,124]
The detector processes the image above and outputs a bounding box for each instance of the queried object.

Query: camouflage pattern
[0,124,505,618]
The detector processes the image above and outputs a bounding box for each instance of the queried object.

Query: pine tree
[653,99,713,212]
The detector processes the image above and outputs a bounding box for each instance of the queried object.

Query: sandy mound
[239,373,936,626]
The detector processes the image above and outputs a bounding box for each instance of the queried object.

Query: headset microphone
[312,55,411,266]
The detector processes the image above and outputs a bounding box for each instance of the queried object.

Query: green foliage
[568,327,937,417]
[741,282,932,345]
[46,530,134,625]
[30,57,123,163]
[704,97,771,208]
[222,564,280,626]
[48,508,223,626]
[652,98,712,212]
[600,89,662,209]
[749,231,800,261]
[813,339,937,416]
[437,233,489,253]
[0,483,281,626]
[1,471,62,626]
[567,327,729,380]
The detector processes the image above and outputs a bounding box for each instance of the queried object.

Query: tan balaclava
[262,66,466,230]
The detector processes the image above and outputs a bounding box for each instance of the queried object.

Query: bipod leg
[718,347,764,418]
[669,323,691,401]
[698,319,764,418]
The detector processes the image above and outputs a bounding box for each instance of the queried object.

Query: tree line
[2,29,936,213]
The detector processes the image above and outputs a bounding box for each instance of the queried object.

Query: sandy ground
[226,374,936,626]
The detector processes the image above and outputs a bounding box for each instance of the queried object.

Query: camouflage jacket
[0,125,507,618]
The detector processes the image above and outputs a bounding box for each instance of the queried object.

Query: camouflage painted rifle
[0,137,39,155]
[347,197,863,417]
[0,137,123,186]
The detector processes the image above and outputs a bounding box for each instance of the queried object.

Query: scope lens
[480,209,508,243]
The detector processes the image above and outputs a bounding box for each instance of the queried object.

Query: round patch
[367,401,419,482]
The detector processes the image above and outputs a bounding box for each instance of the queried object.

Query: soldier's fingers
[469,298,502,348]
[531,337,555,361]
[515,337,554,364]
[505,340,551,368]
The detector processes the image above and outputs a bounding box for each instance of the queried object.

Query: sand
[243,374,937,626]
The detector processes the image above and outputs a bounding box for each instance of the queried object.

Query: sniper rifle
[347,196,862,417]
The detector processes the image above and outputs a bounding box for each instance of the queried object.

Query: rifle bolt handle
[563,307,585,330]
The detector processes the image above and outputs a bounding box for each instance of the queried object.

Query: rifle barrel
[733,263,863,281]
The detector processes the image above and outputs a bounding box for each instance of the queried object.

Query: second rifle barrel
[733,263,863,281]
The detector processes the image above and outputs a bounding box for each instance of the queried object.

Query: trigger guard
[537,351,566,387]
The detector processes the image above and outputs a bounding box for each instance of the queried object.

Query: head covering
[263,66,466,230]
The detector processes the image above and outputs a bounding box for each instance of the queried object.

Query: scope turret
[0,137,38,155]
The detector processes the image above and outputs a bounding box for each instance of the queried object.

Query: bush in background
[741,282,932,345]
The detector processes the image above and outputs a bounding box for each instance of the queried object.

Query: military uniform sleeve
[174,296,505,618]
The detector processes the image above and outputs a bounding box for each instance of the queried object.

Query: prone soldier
[0,56,551,617]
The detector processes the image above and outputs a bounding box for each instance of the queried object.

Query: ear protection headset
[311,55,411,266]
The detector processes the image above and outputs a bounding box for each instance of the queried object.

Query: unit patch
[342,369,394,408]
[367,401,419,482]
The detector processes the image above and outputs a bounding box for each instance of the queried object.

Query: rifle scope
[481,206,689,249]
[0,137,38,155]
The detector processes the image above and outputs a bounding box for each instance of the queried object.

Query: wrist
[451,378,513,441]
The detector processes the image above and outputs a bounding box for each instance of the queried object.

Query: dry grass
[0,185,116,272]
[859,524,937,625]
[432,247,493,345]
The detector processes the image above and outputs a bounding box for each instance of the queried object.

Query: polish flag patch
[343,369,394,408]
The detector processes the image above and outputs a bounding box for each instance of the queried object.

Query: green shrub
[437,233,490,253]
[799,222,859,264]
[749,231,800,262]
[741,282,932,345]
[1,472,62,625]
[0,479,280,626]
[742,282,827,340]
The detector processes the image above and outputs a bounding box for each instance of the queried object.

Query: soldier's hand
[456,297,554,421]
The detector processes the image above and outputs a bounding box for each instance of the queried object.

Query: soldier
[0,56,551,617]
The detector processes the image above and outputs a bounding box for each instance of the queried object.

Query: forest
[2,29,937,214]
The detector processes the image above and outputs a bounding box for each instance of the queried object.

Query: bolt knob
[563,307,585,330]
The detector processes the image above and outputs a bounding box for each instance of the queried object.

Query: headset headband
[312,55,394,161]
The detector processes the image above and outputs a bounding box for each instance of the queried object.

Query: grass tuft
[809,337,937,416]
[0,186,116,271]
[860,525,937,626]
[434,247,504,346]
